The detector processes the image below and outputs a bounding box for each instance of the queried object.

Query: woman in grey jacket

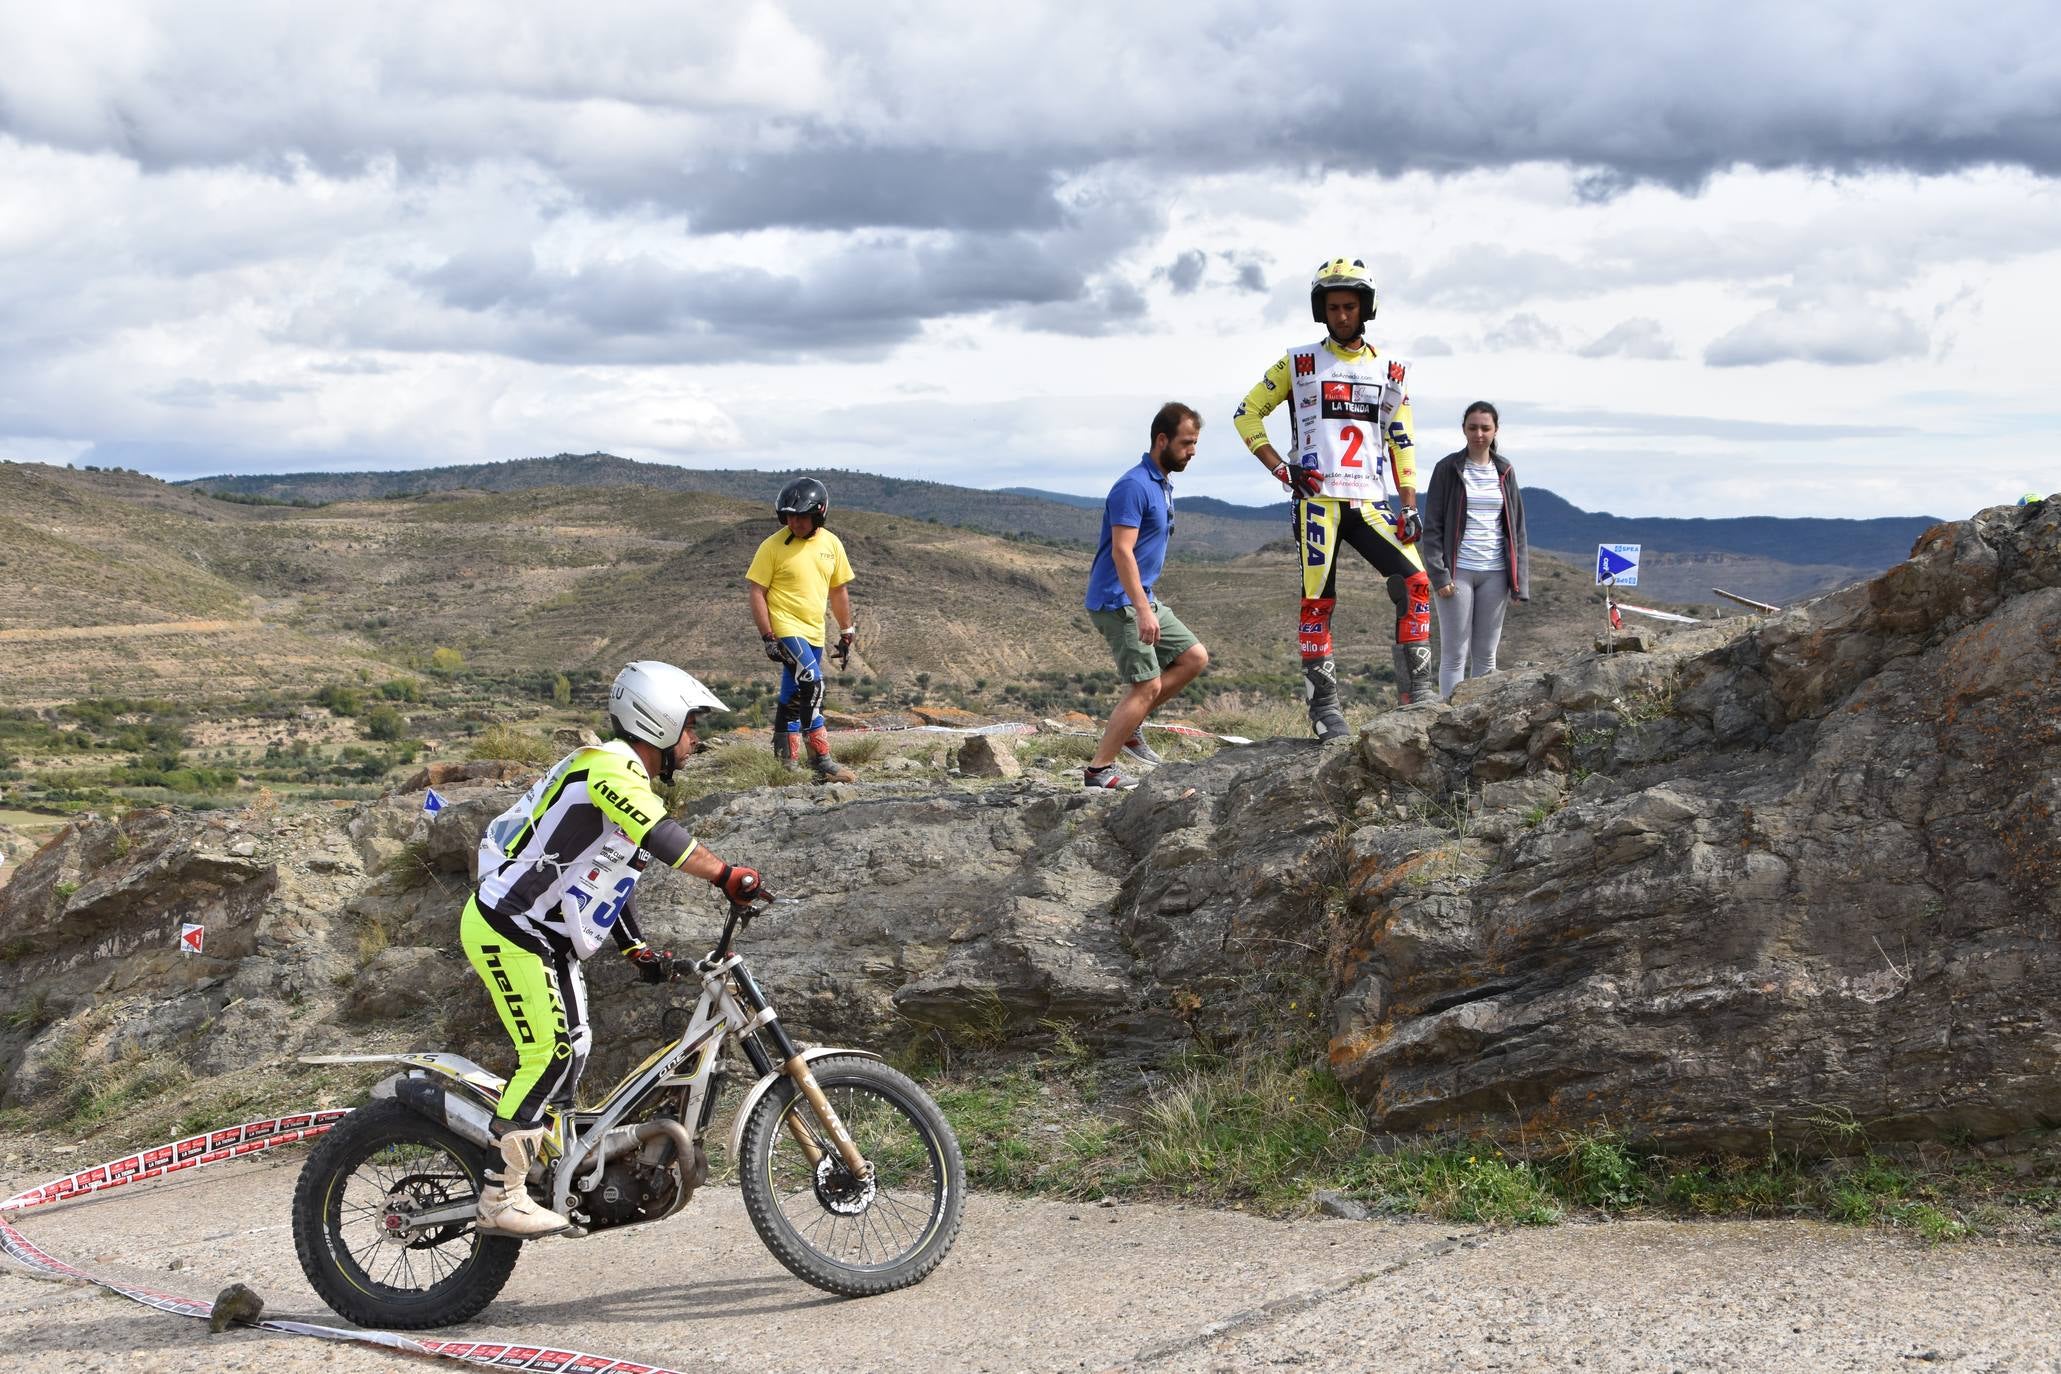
[1421,402,1530,700]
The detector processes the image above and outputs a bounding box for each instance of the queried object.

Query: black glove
[624,941,674,985]
[833,628,855,670]
[762,634,784,663]
[716,863,764,903]
[1275,463,1324,499]
[1395,508,1423,544]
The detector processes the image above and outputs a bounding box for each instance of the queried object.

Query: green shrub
[465,724,556,765]
[363,705,406,741]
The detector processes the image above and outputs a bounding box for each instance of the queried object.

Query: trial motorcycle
[291,889,964,1328]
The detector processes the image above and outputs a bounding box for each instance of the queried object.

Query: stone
[956,735,1022,779]
[1314,1190,1372,1221]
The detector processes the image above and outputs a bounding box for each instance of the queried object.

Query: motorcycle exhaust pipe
[395,1075,499,1154]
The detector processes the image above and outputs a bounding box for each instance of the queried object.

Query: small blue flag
[1595,543,1641,586]
[423,788,445,815]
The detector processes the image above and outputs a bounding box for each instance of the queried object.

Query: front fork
[731,963,871,1179]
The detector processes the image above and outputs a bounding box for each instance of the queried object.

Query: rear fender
[727,1047,882,1161]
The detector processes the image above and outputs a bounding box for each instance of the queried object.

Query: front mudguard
[727,1047,882,1162]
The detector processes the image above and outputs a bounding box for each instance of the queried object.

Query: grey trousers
[1435,566,1512,700]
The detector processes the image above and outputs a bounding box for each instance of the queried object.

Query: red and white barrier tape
[845,719,1255,745]
[1,1110,690,1374]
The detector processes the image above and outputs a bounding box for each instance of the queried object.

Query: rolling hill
[180,453,1940,603]
[4,460,1665,707]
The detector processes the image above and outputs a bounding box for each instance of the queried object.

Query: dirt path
[3,1157,2057,1373]
[0,620,262,642]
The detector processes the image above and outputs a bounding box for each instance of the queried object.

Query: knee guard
[769,699,796,761]
[1297,597,1336,660]
[1386,573,1432,645]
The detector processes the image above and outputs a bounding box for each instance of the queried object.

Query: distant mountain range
[178,453,1941,602]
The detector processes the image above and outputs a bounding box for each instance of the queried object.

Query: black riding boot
[1392,643,1437,707]
[1303,658,1351,744]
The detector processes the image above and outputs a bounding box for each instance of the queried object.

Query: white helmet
[609,661,727,750]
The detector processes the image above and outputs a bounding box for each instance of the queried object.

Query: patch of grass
[465,723,557,765]
[1132,1054,1370,1209]
[354,915,391,966]
[53,879,79,900]
[669,742,803,803]
[62,1044,194,1131]
[1191,695,1307,743]
[1349,1144,1563,1226]
[915,1058,1991,1242]
[831,734,887,766]
[4,988,53,1034]
[1016,733,1097,766]
[376,837,442,889]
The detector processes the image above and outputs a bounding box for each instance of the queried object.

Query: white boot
[477,1126,571,1237]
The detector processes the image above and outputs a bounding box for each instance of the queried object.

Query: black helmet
[776,476,830,531]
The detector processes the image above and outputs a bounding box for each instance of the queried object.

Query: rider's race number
[1337,424,1364,468]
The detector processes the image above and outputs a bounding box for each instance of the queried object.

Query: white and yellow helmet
[1309,257,1378,326]
[610,660,726,750]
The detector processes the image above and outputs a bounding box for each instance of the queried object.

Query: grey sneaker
[1120,731,1165,766]
[1082,763,1140,791]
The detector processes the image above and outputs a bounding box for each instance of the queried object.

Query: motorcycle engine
[578,1159,673,1229]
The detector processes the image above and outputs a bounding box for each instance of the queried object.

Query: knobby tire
[290,1098,522,1329]
[737,1054,965,1297]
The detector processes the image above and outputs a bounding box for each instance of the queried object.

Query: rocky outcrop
[1,501,2053,1156]
[1327,498,2061,1149]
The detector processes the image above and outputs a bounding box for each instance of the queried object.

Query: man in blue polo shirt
[1081,402,1212,790]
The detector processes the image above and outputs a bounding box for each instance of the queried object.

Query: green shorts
[1089,600,1201,684]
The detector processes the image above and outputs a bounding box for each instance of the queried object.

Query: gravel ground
[2,1155,2057,1373]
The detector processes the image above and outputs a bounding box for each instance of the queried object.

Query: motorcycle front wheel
[737,1054,965,1297]
[290,1098,522,1329]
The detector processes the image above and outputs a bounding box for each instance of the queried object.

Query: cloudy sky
[2,2,2057,519]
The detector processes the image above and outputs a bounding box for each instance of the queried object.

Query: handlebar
[674,888,776,975]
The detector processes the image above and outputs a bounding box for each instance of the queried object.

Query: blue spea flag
[423,788,446,815]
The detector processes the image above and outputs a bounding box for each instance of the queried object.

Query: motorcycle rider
[1232,257,1436,740]
[460,660,764,1235]
[747,476,859,784]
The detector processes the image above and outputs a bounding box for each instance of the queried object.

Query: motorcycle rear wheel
[291,1098,522,1329]
[737,1054,965,1297]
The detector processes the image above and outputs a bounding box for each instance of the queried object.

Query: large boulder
[1327,499,2061,1150]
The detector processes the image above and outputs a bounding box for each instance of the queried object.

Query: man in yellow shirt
[1232,257,1435,741]
[747,477,859,783]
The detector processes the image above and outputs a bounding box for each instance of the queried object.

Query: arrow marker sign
[1596,543,1642,586]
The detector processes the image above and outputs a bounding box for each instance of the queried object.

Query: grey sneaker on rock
[1082,763,1140,791]
[1120,731,1165,766]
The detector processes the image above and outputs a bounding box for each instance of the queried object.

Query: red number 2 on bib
[1338,424,1364,468]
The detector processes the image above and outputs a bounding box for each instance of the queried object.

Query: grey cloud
[1231,257,1267,293]
[1021,279,1148,336]
[1481,313,1563,351]
[369,229,1136,363]
[678,148,1068,233]
[1159,250,1207,295]
[1704,303,1929,367]
[9,5,2059,220]
[1412,336,1455,356]
[1578,317,1677,360]
[306,357,400,376]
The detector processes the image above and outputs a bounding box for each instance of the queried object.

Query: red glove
[715,863,764,903]
[1275,463,1323,499]
[623,942,675,985]
[833,628,855,671]
[1395,508,1423,544]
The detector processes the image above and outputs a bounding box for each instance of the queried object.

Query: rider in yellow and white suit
[1233,257,1436,740]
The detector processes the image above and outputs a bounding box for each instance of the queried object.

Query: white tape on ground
[843,718,1254,745]
[1,1110,691,1374]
